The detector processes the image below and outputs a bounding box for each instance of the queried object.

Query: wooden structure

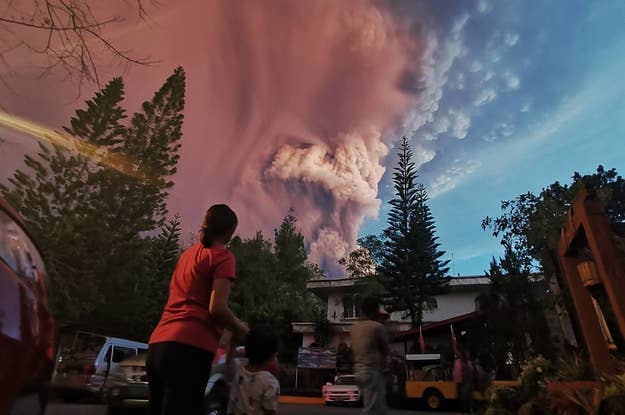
[558,188,625,374]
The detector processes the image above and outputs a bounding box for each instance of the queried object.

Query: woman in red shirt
[147,204,248,415]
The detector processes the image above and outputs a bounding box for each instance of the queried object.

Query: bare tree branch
[0,0,157,91]
[0,16,119,31]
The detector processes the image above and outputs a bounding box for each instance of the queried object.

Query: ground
[44,402,460,415]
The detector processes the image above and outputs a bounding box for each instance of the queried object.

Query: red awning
[392,311,482,342]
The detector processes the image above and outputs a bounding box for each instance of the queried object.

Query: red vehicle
[0,198,55,415]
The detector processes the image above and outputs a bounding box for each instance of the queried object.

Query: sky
[361,0,625,275]
[1,0,624,277]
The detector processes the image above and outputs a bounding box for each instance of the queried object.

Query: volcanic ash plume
[266,133,389,271]
[197,1,421,276]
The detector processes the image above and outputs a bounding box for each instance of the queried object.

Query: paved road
[45,402,460,415]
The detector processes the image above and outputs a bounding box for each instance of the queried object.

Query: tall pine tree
[379,137,449,327]
[2,78,128,322]
[1,68,186,339]
[137,215,182,335]
[412,182,450,308]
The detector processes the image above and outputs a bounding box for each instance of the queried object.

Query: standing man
[351,296,390,414]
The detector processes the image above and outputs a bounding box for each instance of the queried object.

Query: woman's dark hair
[199,204,238,247]
[245,325,278,365]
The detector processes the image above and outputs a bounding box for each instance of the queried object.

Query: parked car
[103,346,246,415]
[52,331,147,401]
[103,352,150,414]
[0,197,56,415]
[322,375,362,406]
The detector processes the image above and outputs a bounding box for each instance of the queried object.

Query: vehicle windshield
[67,332,106,359]
[335,376,356,385]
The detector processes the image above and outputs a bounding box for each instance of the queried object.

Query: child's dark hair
[199,204,238,247]
[245,325,278,365]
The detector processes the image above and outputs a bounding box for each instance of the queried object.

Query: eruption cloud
[196,1,422,275]
[0,1,424,276]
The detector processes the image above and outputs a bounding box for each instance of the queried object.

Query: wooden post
[579,197,625,340]
[557,189,624,375]
[558,251,615,374]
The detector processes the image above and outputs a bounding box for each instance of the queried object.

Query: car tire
[423,388,444,411]
[107,408,148,415]
[7,392,46,415]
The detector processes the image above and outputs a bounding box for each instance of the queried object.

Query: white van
[52,331,147,400]
[104,346,246,415]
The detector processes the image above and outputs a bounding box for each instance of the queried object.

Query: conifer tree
[1,68,186,339]
[378,137,449,327]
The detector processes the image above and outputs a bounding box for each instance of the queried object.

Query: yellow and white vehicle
[404,353,519,411]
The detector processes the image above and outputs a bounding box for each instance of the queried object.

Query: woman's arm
[209,278,248,340]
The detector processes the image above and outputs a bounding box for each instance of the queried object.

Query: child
[226,325,280,415]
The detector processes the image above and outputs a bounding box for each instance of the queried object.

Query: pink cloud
[1,1,424,275]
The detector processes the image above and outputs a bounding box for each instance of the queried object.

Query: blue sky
[362,0,625,275]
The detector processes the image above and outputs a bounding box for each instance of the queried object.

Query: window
[342,296,360,319]
[112,346,137,363]
[0,209,47,293]
[103,346,112,364]
[71,332,110,356]
[343,296,354,318]
[426,298,438,310]
[0,209,21,274]
[335,376,356,385]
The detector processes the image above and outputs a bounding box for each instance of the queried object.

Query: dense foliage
[376,137,450,327]
[2,69,186,340]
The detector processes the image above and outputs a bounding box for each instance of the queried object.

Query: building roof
[392,310,482,342]
[306,275,490,298]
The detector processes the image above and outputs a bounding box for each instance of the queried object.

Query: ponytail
[199,204,238,247]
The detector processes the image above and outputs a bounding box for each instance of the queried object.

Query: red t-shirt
[149,242,236,352]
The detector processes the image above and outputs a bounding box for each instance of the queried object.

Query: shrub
[520,355,554,396]
[554,355,595,382]
[486,386,524,413]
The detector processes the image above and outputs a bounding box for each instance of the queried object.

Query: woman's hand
[232,319,249,344]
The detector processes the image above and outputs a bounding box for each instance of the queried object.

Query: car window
[0,209,47,292]
[70,333,107,360]
[101,345,112,366]
[112,346,137,363]
[335,376,356,385]
[0,209,23,275]
[28,240,47,285]
[424,369,434,381]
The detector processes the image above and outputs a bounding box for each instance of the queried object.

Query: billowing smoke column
[199,1,421,275]
[266,131,389,271]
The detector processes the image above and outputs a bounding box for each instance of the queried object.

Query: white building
[292,276,490,348]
